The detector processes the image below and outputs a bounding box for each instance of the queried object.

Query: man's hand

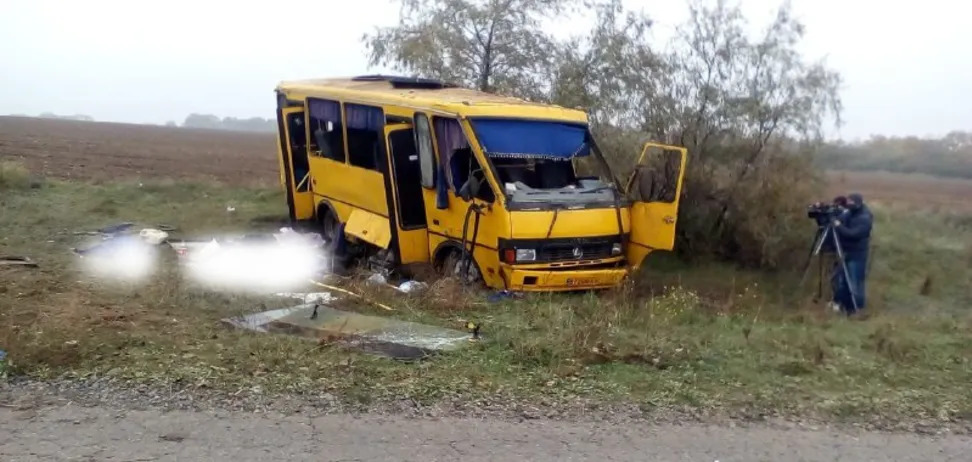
[832,219,842,227]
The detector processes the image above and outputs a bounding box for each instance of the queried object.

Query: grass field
[2,118,970,426]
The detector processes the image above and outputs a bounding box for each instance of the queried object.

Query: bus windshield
[469,118,615,207]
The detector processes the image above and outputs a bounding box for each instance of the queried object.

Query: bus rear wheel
[317,208,341,247]
[318,208,348,272]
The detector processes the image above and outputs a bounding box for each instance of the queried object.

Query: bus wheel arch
[433,241,483,285]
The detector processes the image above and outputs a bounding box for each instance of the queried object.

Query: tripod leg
[799,227,829,287]
[816,254,824,301]
[832,233,859,313]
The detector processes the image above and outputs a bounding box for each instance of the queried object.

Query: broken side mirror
[458,176,481,202]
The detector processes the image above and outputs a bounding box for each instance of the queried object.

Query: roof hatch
[351,75,457,90]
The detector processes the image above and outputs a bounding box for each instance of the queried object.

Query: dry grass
[1,170,971,422]
[0,161,31,190]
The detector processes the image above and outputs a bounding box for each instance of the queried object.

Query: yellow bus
[273,75,686,291]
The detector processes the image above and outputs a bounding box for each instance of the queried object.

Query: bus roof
[275,76,589,123]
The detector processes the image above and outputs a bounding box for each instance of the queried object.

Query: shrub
[0,161,31,190]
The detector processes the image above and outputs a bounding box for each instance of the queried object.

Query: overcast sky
[1,0,969,140]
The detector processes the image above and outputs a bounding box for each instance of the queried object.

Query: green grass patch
[1,179,970,424]
[0,161,32,190]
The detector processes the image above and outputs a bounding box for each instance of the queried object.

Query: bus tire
[317,205,348,272]
[440,247,483,286]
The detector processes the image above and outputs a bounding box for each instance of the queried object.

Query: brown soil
[826,170,972,211]
[4,116,971,208]
[0,116,277,184]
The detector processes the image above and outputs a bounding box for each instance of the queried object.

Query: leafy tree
[551,0,663,128]
[819,131,972,179]
[659,0,842,265]
[182,114,275,133]
[364,0,573,99]
[364,0,844,267]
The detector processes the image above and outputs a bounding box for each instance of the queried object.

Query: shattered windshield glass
[470,118,615,206]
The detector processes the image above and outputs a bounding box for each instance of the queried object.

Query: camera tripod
[799,222,860,313]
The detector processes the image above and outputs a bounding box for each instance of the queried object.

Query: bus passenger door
[385,124,430,264]
[625,142,687,269]
[277,106,314,222]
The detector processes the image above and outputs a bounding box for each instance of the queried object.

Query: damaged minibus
[273,75,686,291]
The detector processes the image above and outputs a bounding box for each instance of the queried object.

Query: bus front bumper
[501,266,629,292]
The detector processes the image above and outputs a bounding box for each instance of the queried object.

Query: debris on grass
[309,280,395,311]
[224,302,472,360]
[397,280,428,294]
[274,292,336,304]
[0,256,38,268]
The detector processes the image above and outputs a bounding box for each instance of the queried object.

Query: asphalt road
[1,405,968,461]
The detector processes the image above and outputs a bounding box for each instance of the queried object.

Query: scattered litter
[487,290,520,303]
[167,239,212,259]
[226,206,236,213]
[274,292,335,304]
[0,256,38,268]
[309,280,395,311]
[398,280,428,294]
[366,272,388,285]
[138,228,169,245]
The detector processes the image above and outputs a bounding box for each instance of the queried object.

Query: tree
[364,0,573,99]
[817,131,972,179]
[660,0,842,265]
[552,0,663,128]
[183,113,222,130]
[363,0,844,267]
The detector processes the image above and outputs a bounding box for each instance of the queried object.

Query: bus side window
[345,103,384,171]
[450,147,494,203]
[307,98,345,162]
[415,113,435,188]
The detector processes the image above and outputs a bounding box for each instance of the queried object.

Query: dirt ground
[5,116,972,207]
[825,170,972,211]
[0,116,278,184]
[2,404,969,461]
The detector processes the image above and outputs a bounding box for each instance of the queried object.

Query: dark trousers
[832,252,868,314]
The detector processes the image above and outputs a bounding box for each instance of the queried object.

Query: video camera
[806,200,847,227]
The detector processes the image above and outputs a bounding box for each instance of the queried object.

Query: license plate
[566,278,598,287]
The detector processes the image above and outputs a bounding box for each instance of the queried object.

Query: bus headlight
[611,243,623,256]
[515,248,537,262]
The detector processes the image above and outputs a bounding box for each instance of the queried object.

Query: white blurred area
[77,235,161,285]
[76,227,329,292]
[174,228,329,293]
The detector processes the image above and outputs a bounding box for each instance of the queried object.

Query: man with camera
[829,193,873,315]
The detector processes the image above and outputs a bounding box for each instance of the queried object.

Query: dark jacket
[835,194,872,256]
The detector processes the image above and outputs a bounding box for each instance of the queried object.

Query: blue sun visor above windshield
[472,119,590,159]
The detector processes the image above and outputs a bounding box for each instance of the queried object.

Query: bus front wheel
[440,248,482,286]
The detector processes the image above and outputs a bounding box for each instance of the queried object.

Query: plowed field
[0,116,277,184]
[3,116,971,209]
